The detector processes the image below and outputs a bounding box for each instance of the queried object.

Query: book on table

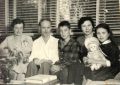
[25,74,57,84]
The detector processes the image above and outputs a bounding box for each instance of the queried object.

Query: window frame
[4,0,120,35]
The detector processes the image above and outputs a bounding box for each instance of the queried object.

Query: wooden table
[0,74,59,85]
[0,80,58,85]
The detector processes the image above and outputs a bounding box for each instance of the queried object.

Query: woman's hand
[83,57,88,63]
[87,58,110,67]
[83,57,91,67]
[87,58,97,64]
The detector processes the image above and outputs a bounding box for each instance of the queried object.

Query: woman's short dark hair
[78,17,94,30]
[95,23,116,45]
[58,21,71,29]
[11,18,25,28]
[38,19,51,27]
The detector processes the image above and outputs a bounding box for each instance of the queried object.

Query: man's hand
[46,60,53,64]
[51,65,61,73]
[40,59,53,64]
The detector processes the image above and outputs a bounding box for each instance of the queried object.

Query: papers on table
[25,74,57,84]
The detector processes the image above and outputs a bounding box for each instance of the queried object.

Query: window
[16,0,38,32]
[0,0,5,31]
[9,0,14,26]
[0,0,120,35]
[99,0,120,32]
[56,0,97,34]
[8,0,43,33]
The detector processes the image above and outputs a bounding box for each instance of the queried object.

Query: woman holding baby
[77,17,119,84]
[92,23,119,80]
[77,17,96,82]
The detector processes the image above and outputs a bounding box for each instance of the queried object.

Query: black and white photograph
[0,0,120,85]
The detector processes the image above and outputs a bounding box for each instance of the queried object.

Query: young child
[84,37,110,71]
[52,21,83,84]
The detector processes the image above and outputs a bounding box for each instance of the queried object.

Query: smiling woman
[0,18,33,56]
[0,18,33,80]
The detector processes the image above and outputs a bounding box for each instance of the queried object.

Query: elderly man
[26,19,59,77]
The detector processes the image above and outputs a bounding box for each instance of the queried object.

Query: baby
[85,37,110,71]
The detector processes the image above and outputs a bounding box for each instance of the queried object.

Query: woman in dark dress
[77,17,95,83]
[77,17,95,61]
[93,23,119,80]
[85,23,120,82]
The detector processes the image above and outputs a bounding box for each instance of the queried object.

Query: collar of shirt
[102,40,111,45]
[59,38,74,50]
[40,35,51,45]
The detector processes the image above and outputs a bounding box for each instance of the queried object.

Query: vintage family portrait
[0,0,120,85]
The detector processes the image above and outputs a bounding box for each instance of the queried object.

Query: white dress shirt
[29,35,59,64]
